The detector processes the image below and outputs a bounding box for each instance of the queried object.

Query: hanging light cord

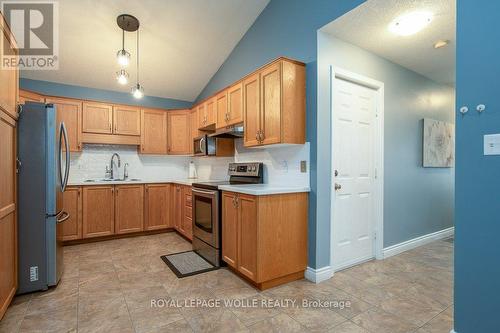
[121,28,125,50]
[136,29,140,84]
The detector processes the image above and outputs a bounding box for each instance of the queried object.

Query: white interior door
[332,75,379,271]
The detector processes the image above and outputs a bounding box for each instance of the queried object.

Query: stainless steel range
[192,162,263,266]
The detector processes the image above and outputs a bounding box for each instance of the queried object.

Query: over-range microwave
[193,135,235,157]
[194,135,215,156]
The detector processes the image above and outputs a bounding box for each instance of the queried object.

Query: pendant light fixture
[116,28,130,67]
[115,14,140,91]
[131,29,144,99]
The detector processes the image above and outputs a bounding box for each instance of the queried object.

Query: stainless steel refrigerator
[17,102,70,293]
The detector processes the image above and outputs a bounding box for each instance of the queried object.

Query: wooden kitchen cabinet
[145,184,172,230]
[0,14,18,320]
[198,97,216,129]
[82,101,113,134]
[183,186,193,240]
[227,82,243,126]
[141,108,168,154]
[172,184,184,231]
[221,191,308,290]
[82,186,115,238]
[0,19,18,121]
[221,192,238,268]
[244,59,305,147]
[0,111,17,320]
[113,105,141,136]
[167,109,191,155]
[46,97,82,152]
[19,89,44,104]
[61,187,82,241]
[237,194,258,280]
[243,73,261,147]
[115,184,144,234]
[215,90,228,129]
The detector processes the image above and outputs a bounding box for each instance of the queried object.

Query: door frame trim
[330,66,385,271]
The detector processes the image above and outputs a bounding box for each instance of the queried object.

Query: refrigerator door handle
[59,122,70,192]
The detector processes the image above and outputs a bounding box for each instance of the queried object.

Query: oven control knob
[251,166,256,171]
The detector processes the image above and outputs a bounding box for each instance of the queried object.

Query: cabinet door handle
[255,132,259,141]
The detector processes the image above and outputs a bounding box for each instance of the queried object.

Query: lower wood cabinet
[172,184,183,230]
[183,186,193,240]
[221,191,308,290]
[61,187,82,241]
[82,186,115,238]
[145,184,172,230]
[115,184,144,234]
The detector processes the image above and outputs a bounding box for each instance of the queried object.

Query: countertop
[68,178,212,187]
[218,184,310,196]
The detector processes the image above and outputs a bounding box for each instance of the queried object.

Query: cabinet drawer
[185,205,192,218]
[185,194,192,207]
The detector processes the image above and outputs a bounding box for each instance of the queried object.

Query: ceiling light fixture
[131,29,144,99]
[116,69,129,85]
[433,39,450,49]
[388,11,433,36]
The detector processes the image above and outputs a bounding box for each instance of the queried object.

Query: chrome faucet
[109,153,121,180]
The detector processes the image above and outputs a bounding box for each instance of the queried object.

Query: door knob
[334,183,342,191]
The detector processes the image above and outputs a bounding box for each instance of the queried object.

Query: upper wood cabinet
[215,90,228,129]
[0,18,18,121]
[227,82,243,126]
[19,90,44,104]
[198,98,216,130]
[82,102,113,134]
[82,186,115,238]
[47,97,82,152]
[113,105,140,136]
[216,84,242,129]
[167,109,191,155]
[141,108,168,154]
[145,184,171,230]
[61,187,82,241]
[243,73,261,147]
[243,59,305,147]
[115,184,144,234]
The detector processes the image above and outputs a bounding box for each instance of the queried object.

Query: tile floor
[0,232,454,333]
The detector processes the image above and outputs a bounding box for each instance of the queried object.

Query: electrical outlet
[300,160,307,173]
[30,266,38,282]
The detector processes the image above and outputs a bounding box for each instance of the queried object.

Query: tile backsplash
[69,140,310,187]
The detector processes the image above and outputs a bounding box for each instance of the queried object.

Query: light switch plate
[484,134,500,155]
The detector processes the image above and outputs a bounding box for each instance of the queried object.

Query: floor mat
[161,250,218,278]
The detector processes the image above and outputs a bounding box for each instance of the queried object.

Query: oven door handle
[192,188,218,195]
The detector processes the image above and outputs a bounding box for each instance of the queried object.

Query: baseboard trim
[305,266,333,283]
[383,227,454,259]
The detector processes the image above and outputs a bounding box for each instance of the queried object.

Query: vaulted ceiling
[20,0,270,101]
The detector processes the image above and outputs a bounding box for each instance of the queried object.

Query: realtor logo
[1,0,59,70]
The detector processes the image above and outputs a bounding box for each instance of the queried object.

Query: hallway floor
[0,233,453,333]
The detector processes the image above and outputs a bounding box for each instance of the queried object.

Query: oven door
[192,187,219,248]
[193,135,207,156]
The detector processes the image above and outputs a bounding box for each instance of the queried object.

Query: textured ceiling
[20,0,270,101]
[321,0,455,85]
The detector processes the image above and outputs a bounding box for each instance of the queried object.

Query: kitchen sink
[83,178,141,182]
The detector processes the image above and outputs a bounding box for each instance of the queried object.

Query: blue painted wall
[20,78,192,109]
[197,0,365,269]
[318,34,454,249]
[454,1,500,332]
